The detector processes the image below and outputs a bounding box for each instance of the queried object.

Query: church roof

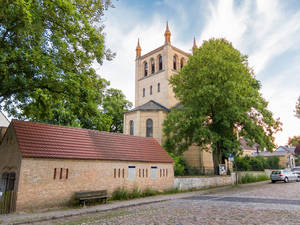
[128,100,170,113]
[11,120,173,163]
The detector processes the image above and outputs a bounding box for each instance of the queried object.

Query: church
[123,23,214,174]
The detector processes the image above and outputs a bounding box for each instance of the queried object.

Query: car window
[272,171,280,174]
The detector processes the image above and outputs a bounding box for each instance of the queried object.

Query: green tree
[296,96,300,119]
[103,88,132,133]
[288,135,300,147]
[0,0,115,130]
[163,38,281,174]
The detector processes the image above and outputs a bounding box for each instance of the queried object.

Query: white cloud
[197,0,300,145]
[199,0,250,50]
[98,0,300,146]
[96,7,167,106]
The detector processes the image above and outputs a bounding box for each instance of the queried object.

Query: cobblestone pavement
[34,181,300,225]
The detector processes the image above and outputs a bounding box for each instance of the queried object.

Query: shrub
[249,157,264,171]
[111,187,129,200]
[235,155,280,171]
[128,187,142,199]
[142,188,158,197]
[169,153,185,176]
[266,156,280,169]
[235,155,251,171]
[163,188,180,195]
[111,187,160,200]
[169,153,205,176]
[238,173,269,184]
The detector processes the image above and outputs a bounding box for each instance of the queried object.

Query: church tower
[124,23,189,144]
[124,24,214,173]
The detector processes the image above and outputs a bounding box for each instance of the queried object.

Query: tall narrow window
[53,168,57,180]
[128,166,136,180]
[159,55,162,70]
[60,168,63,179]
[122,168,125,178]
[146,119,153,137]
[143,88,145,97]
[66,169,69,179]
[180,58,184,69]
[114,168,116,178]
[151,59,155,74]
[118,168,121,178]
[150,85,152,95]
[143,169,145,178]
[144,62,148,76]
[130,120,134,136]
[173,55,177,70]
[146,169,148,178]
[151,166,157,179]
[157,83,160,92]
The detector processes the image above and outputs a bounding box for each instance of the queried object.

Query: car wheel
[271,180,276,183]
[284,177,289,183]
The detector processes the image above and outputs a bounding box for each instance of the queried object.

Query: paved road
[36,181,300,225]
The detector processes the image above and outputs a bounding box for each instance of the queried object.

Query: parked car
[270,170,300,183]
[291,167,300,177]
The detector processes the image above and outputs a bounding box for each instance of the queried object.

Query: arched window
[143,88,145,97]
[173,55,177,70]
[158,55,163,71]
[130,120,134,135]
[146,119,153,137]
[157,83,160,92]
[150,85,152,95]
[180,58,185,69]
[151,58,155,74]
[144,62,148,76]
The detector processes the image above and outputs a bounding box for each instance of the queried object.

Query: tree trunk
[212,142,222,175]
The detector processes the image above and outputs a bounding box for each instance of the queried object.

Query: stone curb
[1,181,270,225]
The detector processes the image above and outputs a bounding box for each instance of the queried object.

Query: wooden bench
[75,190,108,206]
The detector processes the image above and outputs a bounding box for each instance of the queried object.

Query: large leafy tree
[163,38,281,174]
[296,96,300,119]
[103,88,132,133]
[0,0,116,130]
[288,136,300,147]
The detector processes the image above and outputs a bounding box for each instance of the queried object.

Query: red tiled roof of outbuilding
[12,120,173,163]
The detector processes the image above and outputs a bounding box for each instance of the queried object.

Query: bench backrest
[75,190,107,199]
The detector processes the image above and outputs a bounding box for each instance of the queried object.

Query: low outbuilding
[0,120,173,212]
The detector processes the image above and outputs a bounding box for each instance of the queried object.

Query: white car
[270,170,300,183]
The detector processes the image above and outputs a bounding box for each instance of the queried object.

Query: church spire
[136,38,141,57]
[164,21,171,44]
[192,37,198,54]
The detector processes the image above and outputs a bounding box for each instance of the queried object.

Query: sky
[97,0,300,147]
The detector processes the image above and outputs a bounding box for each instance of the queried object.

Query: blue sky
[98,0,300,146]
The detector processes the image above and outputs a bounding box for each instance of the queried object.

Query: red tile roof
[12,120,173,163]
[240,138,258,151]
